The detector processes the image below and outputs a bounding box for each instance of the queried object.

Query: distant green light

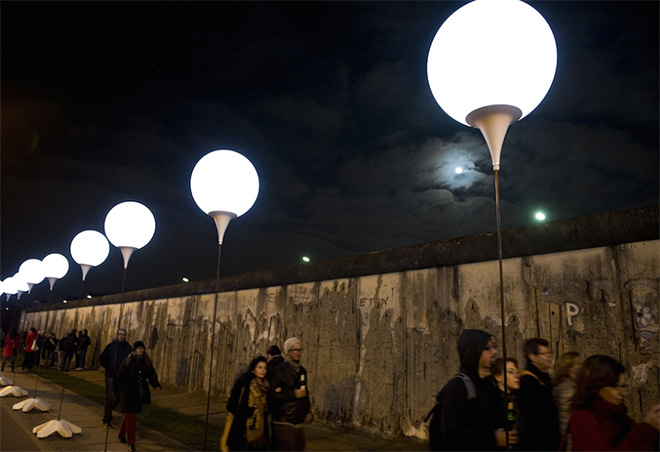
[182,277,190,283]
[302,256,310,263]
[86,295,92,299]
[535,211,546,221]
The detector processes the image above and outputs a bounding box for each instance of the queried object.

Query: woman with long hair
[553,351,580,448]
[116,341,161,452]
[1,327,21,372]
[221,356,270,451]
[569,355,659,451]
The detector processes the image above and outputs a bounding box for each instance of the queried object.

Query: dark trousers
[104,375,119,424]
[273,423,305,452]
[23,351,37,370]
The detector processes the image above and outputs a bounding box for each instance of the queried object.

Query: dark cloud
[2,1,657,303]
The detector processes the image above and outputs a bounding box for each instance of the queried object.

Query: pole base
[13,397,51,412]
[0,385,29,397]
[33,419,82,438]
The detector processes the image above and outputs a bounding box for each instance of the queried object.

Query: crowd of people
[428,329,660,451]
[3,324,659,452]
[96,329,309,452]
[0,326,92,373]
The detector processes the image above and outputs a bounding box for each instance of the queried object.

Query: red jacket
[25,331,37,353]
[570,398,659,451]
[2,335,21,357]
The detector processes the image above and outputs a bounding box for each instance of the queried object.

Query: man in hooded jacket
[435,329,517,451]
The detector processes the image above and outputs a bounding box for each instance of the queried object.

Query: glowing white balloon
[427,0,557,169]
[104,201,156,268]
[12,273,29,298]
[19,259,46,292]
[70,230,110,281]
[42,253,70,290]
[190,149,260,244]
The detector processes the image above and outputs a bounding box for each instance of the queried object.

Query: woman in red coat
[1,327,21,372]
[569,355,659,451]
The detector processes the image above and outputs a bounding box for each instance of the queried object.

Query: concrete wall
[20,206,660,439]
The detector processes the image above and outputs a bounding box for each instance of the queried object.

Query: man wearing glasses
[269,337,310,451]
[518,337,560,451]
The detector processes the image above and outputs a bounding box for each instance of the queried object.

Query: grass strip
[34,367,215,451]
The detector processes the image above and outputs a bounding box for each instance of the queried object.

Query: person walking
[266,345,284,377]
[569,355,659,451]
[100,328,132,428]
[21,327,38,371]
[221,356,270,451]
[517,337,560,451]
[59,329,78,372]
[117,341,162,452]
[44,332,59,368]
[1,327,21,372]
[491,357,521,450]
[553,351,581,449]
[429,329,514,451]
[269,337,310,452]
[76,329,91,370]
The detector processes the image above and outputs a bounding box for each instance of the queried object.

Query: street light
[190,149,259,451]
[70,230,110,299]
[104,201,156,292]
[427,0,556,448]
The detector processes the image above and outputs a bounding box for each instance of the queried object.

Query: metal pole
[495,169,510,450]
[203,243,222,451]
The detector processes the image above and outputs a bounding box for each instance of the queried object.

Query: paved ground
[0,369,428,452]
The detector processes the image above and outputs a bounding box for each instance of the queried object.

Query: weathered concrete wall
[20,207,660,439]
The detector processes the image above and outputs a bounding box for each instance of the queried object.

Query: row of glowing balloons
[1,149,260,301]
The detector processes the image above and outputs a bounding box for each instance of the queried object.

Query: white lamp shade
[104,201,156,249]
[12,273,30,293]
[427,0,557,125]
[70,230,110,267]
[42,253,70,279]
[190,150,260,218]
[19,259,46,285]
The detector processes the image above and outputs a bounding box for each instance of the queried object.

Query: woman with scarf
[117,341,161,452]
[221,356,270,451]
[569,355,659,451]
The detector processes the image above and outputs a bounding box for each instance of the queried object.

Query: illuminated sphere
[19,259,46,285]
[104,201,156,249]
[70,230,110,267]
[2,278,18,295]
[42,253,70,279]
[12,273,30,293]
[427,0,557,125]
[190,150,260,218]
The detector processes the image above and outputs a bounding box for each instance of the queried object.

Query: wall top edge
[27,205,659,312]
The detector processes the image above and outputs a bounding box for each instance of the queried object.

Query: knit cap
[283,337,302,354]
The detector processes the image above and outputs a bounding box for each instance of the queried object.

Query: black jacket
[117,354,161,414]
[518,363,560,451]
[437,329,505,451]
[100,339,133,377]
[268,359,310,424]
[226,373,256,450]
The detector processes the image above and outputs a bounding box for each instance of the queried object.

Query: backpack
[425,372,476,451]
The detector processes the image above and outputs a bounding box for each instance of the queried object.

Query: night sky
[1,1,658,303]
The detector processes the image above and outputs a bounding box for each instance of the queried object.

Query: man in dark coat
[269,337,310,451]
[518,337,560,451]
[99,328,132,427]
[434,329,515,451]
